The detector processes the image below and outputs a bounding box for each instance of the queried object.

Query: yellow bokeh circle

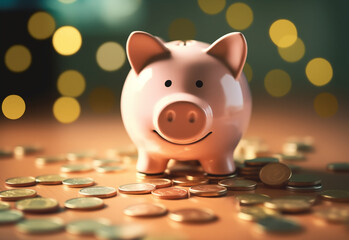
[198,0,226,15]
[314,92,338,118]
[28,11,56,40]
[4,45,32,72]
[306,58,333,87]
[278,38,305,63]
[168,18,196,41]
[57,70,86,97]
[243,62,253,82]
[88,87,116,113]
[52,26,82,56]
[264,69,292,97]
[96,42,126,71]
[269,19,297,48]
[226,2,253,30]
[2,95,26,120]
[53,97,80,123]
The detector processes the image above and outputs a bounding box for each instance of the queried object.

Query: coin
[95,165,126,173]
[79,186,117,198]
[152,187,188,200]
[35,156,66,165]
[0,210,23,224]
[173,177,209,187]
[264,198,312,213]
[236,193,271,205]
[218,179,257,191]
[0,149,12,158]
[96,224,145,240]
[319,189,349,202]
[14,145,42,156]
[139,178,172,188]
[136,172,167,179]
[238,206,280,221]
[244,157,279,167]
[327,162,349,172]
[16,218,65,234]
[0,201,10,211]
[189,184,227,197]
[276,195,317,205]
[206,173,237,183]
[279,153,305,161]
[93,158,123,167]
[168,208,216,223]
[66,218,111,235]
[61,164,93,173]
[123,203,168,217]
[286,184,322,192]
[15,198,59,213]
[255,216,303,233]
[0,189,37,201]
[36,174,65,185]
[62,177,95,188]
[64,197,104,210]
[5,176,36,187]
[315,207,349,223]
[259,162,291,187]
[119,183,156,194]
[288,174,321,187]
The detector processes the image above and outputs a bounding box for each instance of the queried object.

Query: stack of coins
[286,173,322,192]
[238,157,279,181]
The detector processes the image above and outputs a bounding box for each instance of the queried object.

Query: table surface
[1,99,349,240]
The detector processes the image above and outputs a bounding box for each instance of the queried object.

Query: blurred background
[0,0,348,125]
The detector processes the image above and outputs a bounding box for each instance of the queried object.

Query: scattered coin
[0,201,10,211]
[206,173,237,183]
[0,189,37,201]
[139,178,172,188]
[236,194,271,205]
[16,218,65,234]
[61,164,93,173]
[62,177,95,188]
[123,203,168,217]
[152,187,188,200]
[15,198,59,213]
[66,218,111,235]
[286,184,322,192]
[0,149,12,158]
[93,158,123,167]
[189,184,227,197]
[0,210,23,224]
[327,162,349,172]
[238,206,280,221]
[319,189,349,202]
[172,177,209,187]
[95,165,126,173]
[64,197,104,210]
[5,176,36,187]
[79,186,117,198]
[36,174,65,185]
[96,224,145,240]
[218,179,257,191]
[259,163,291,187]
[244,157,279,167]
[14,145,42,156]
[168,208,216,223]
[288,174,321,187]
[264,198,312,213]
[119,183,155,194]
[314,207,349,223]
[35,156,66,165]
[279,153,305,161]
[137,172,168,179]
[276,195,317,205]
[255,216,303,233]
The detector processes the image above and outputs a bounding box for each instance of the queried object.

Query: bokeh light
[278,38,305,63]
[58,0,77,4]
[4,45,32,72]
[306,58,333,87]
[198,0,226,15]
[52,26,82,56]
[264,69,292,97]
[88,87,116,113]
[1,95,26,120]
[96,42,126,71]
[53,97,81,123]
[314,92,338,118]
[27,11,56,40]
[168,18,196,41]
[269,19,297,48]
[243,62,253,82]
[226,2,253,30]
[57,70,86,97]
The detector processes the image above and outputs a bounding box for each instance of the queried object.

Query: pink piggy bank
[121,31,251,175]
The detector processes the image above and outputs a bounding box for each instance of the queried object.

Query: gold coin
[238,206,280,221]
[66,218,111,235]
[62,177,95,188]
[16,218,64,234]
[35,156,66,165]
[96,224,145,240]
[218,179,257,191]
[206,173,237,183]
[61,164,93,173]
[288,174,321,187]
[93,158,122,167]
[259,162,291,187]
[15,198,59,213]
[79,186,117,198]
[327,162,349,172]
[64,197,104,210]
[0,189,37,201]
[173,177,209,187]
[118,183,156,194]
[0,201,10,211]
[123,203,168,217]
[320,189,349,202]
[236,193,271,205]
[168,208,216,223]
[0,210,23,224]
[95,165,126,173]
[244,157,279,167]
[189,184,227,197]
[151,187,188,200]
[139,178,173,188]
[264,198,311,213]
[315,207,349,223]
[5,176,36,187]
[36,174,65,185]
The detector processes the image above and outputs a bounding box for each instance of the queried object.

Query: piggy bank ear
[127,31,170,74]
[205,32,247,79]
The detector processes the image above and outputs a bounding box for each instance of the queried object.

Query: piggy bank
[121,31,251,175]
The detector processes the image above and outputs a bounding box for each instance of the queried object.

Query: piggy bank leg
[199,155,235,175]
[136,149,169,174]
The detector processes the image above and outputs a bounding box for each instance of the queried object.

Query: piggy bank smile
[153,130,212,146]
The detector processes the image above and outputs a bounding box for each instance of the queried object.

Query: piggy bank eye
[165,80,172,87]
[196,80,203,88]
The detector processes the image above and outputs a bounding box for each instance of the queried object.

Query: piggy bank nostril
[188,111,197,123]
[166,110,175,122]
